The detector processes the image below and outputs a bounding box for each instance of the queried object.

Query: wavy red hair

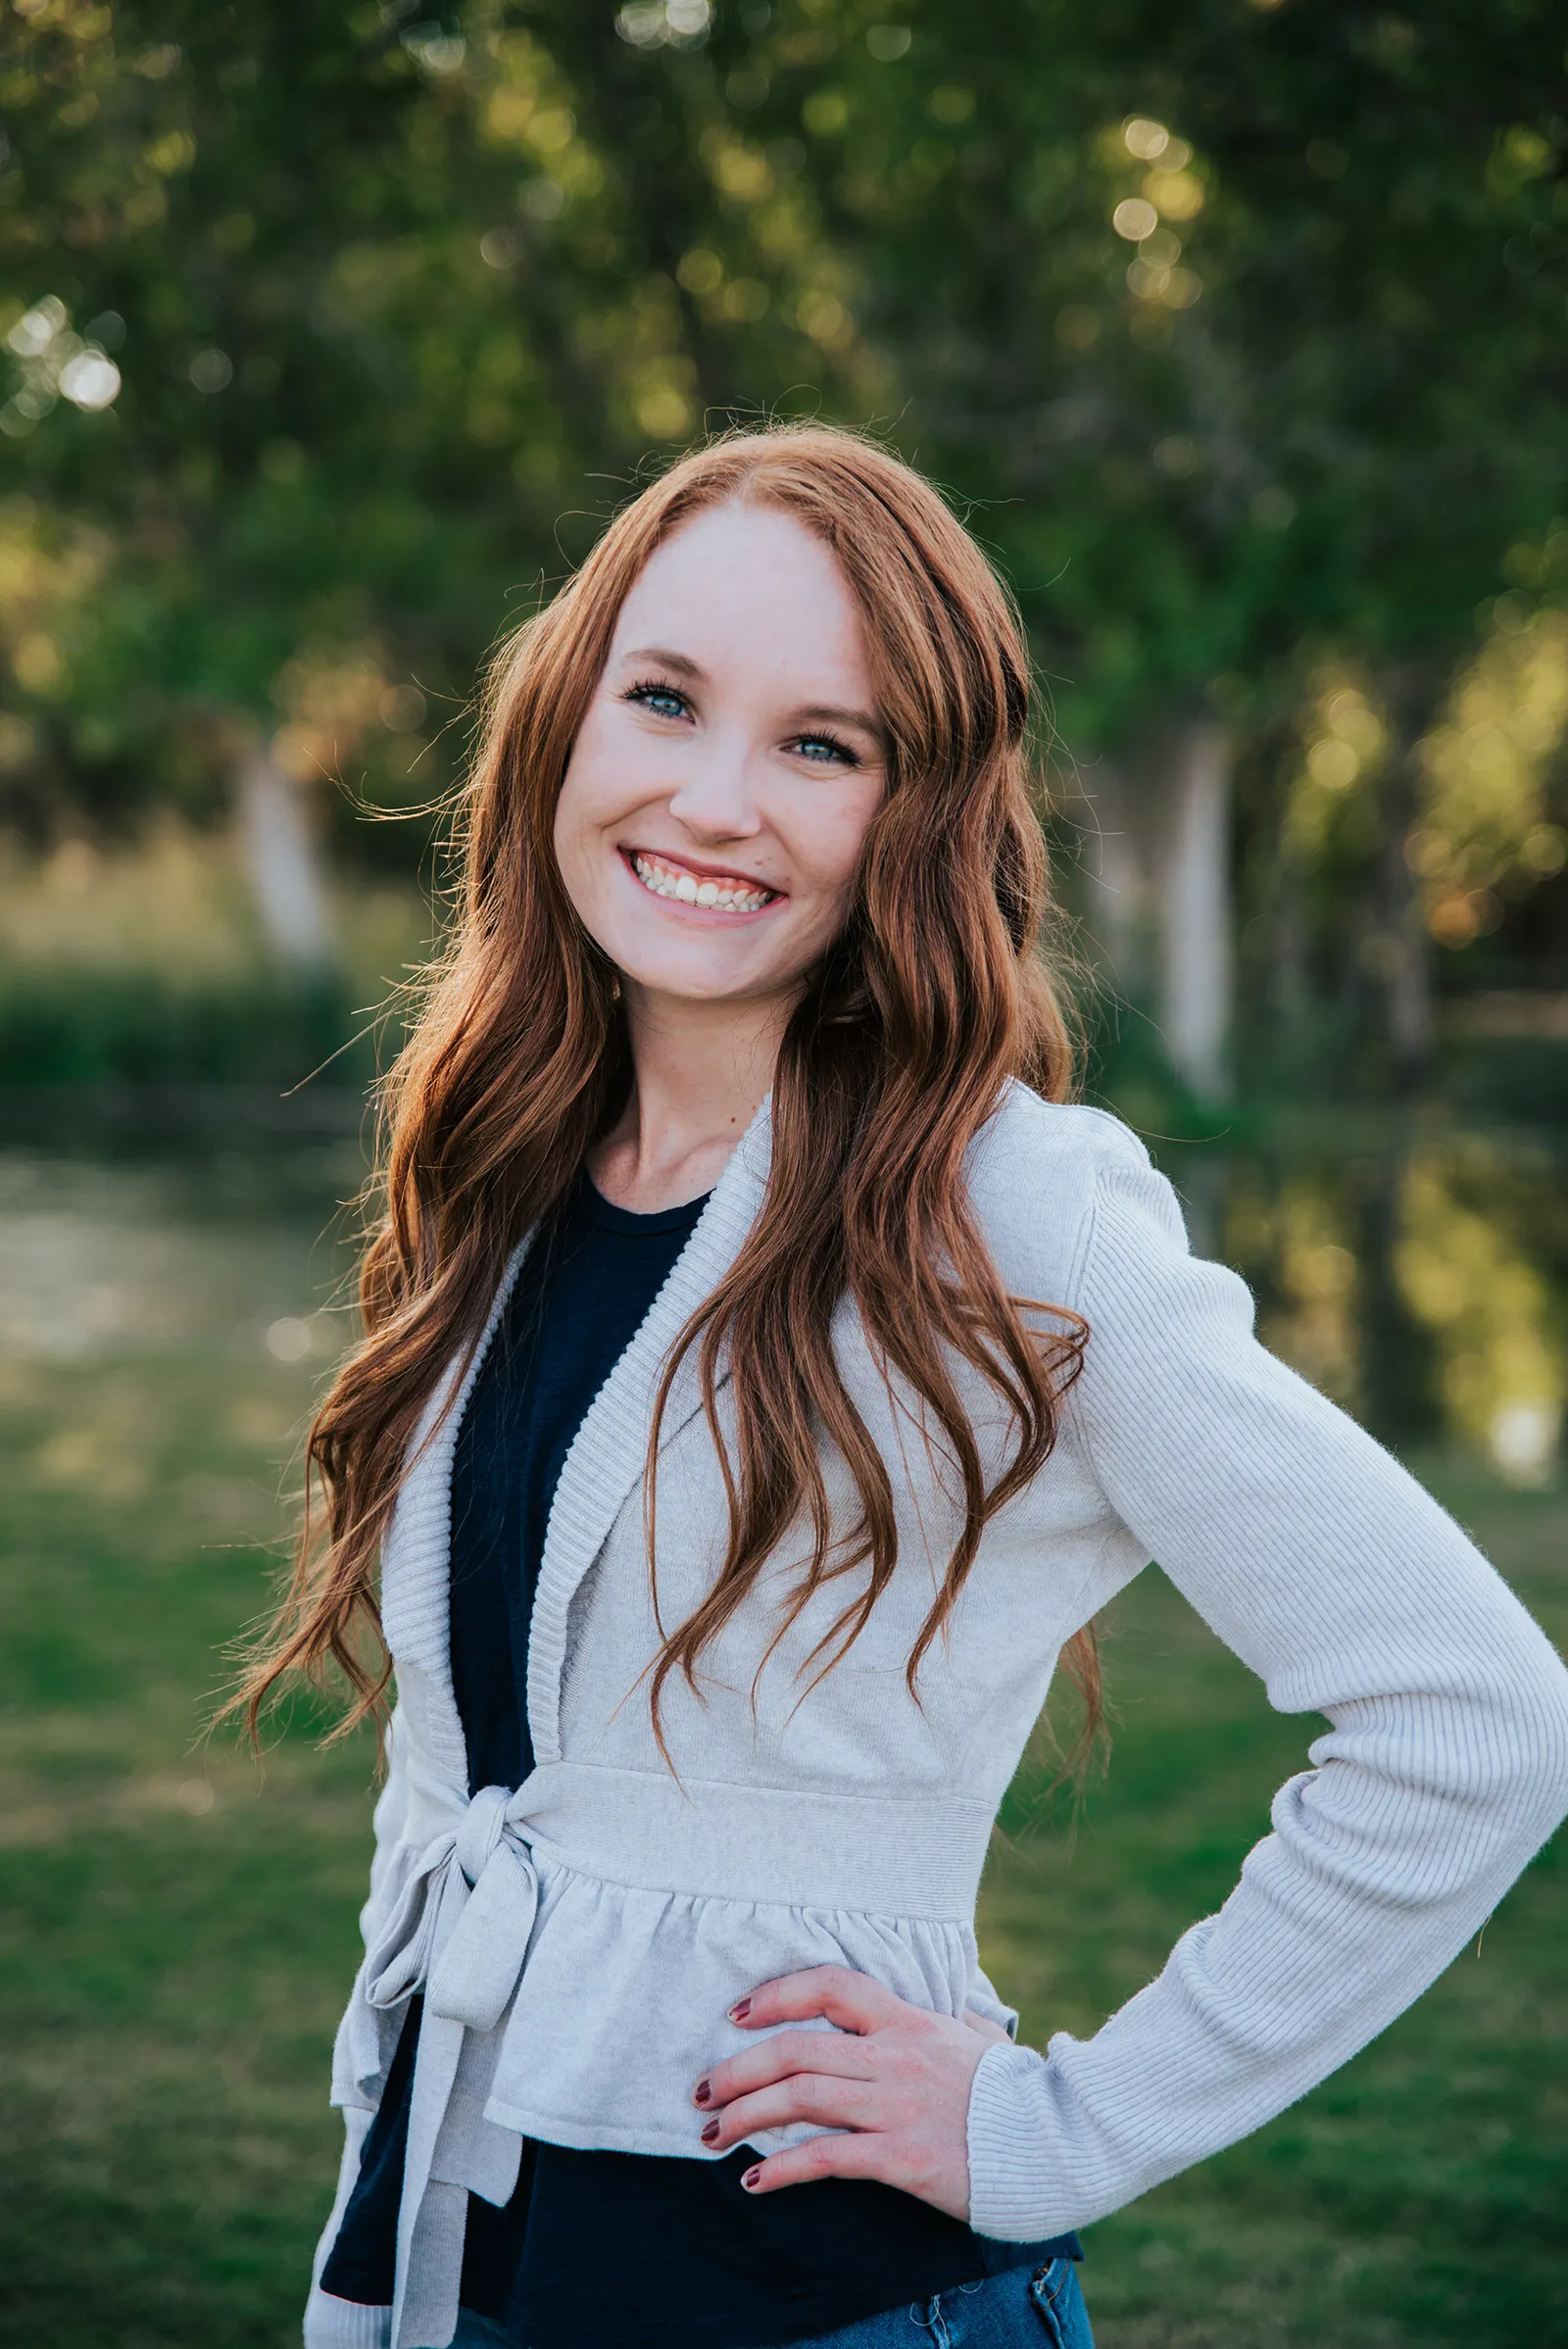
[234,424,1098,1758]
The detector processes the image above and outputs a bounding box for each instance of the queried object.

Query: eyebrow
[616,645,885,741]
[619,644,705,681]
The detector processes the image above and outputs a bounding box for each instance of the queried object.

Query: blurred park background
[0,3,1564,2343]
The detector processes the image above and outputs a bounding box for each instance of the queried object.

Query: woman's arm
[698,1129,1568,2231]
[963,1133,1568,2236]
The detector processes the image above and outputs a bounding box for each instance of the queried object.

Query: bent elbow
[1514,1645,1568,1828]
[1461,1642,1568,1871]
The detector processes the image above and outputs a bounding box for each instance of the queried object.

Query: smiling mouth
[627,850,780,913]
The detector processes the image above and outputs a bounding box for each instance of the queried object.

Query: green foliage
[1,0,1566,1075]
[5,2,1566,773]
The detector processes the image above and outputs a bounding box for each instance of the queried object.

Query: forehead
[610,502,872,691]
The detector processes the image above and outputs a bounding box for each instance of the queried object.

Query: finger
[696,2030,877,2111]
[729,1966,902,2036]
[697,2071,879,2153]
[738,2130,888,2195]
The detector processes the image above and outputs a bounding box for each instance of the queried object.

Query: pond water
[0,1102,1562,1486]
[0,1125,363,1377]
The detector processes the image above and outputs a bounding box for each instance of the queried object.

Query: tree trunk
[1075,715,1234,1101]
[1156,718,1232,1101]
[1375,735,1435,1080]
[1080,755,1148,1002]
[1355,1142,1439,1444]
[1386,859,1435,1073]
[236,743,335,970]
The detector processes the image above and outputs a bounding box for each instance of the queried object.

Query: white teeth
[630,854,773,911]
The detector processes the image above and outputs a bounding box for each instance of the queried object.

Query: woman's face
[554,502,887,1015]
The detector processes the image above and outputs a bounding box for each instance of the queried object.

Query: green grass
[0,1152,1562,2348]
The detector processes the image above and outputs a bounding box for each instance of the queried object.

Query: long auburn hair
[236,424,1099,1757]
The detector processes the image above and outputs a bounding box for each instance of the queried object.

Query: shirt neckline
[574,1171,713,1237]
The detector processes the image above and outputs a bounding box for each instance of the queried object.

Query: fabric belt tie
[361,1779,543,2349]
[364,1780,542,2031]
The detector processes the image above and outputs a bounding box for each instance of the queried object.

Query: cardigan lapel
[380,1235,535,1788]
[524,1097,773,1765]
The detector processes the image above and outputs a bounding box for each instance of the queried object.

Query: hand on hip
[691,1964,1011,2218]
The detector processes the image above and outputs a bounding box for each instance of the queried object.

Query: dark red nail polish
[730,1998,752,2022]
[742,2166,761,2190]
[701,2118,720,2145]
[693,2079,711,2106]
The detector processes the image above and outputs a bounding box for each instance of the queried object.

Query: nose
[664,730,763,844]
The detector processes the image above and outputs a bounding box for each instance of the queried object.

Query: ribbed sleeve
[966,1131,1568,2240]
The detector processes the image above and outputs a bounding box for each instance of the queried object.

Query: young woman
[248,426,1568,2349]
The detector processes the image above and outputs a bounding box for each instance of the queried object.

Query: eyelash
[624,677,691,722]
[621,677,860,769]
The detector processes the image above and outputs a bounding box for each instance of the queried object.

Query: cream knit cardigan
[305,1091,1568,2349]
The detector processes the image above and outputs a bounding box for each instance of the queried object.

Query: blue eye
[792,733,857,767]
[625,679,691,721]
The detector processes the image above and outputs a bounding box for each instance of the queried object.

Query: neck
[588,984,790,1213]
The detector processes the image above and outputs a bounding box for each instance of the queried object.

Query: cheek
[550,774,587,899]
[551,781,618,953]
[555,701,665,865]
[784,785,883,910]
[553,735,616,880]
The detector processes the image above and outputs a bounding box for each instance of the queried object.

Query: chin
[622,954,765,1003]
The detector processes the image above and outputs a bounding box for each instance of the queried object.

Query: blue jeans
[449,2255,1093,2348]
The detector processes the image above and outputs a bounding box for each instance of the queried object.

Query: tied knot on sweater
[456,1781,510,1886]
[364,1780,543,2041]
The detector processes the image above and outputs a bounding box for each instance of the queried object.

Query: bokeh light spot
[189,349,233,394]
[1113,198,1159,242]
[265,1316,312,1364]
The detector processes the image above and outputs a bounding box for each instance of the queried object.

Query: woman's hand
[690,1965,1012,2218]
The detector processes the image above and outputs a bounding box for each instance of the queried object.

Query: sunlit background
[1,5,1564,2346]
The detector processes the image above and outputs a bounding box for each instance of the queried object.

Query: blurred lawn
[0,1149,1562,2349]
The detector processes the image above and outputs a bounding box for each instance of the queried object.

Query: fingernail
[701,2118,721,2145]
[693,2079,711,2106]
[729,1998,752,2022]
[742,2165,761,2190]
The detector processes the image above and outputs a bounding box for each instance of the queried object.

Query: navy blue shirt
[322,1173,1077,2346]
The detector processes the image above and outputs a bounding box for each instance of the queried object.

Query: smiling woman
[553,503,888,1084]
[230,426,1568,2349]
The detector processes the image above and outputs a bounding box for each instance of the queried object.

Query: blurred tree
[0,0,869,949]
[771,0,1568,1087]
[1,0,1564,1076]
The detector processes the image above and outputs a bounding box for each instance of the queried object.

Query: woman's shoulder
[963,1083,1170,1298]
[981,1081,1150,1166]
[969,1080,1155,1200]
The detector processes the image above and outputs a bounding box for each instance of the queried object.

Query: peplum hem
[333,1755,1008,2132]
[334,1756,1005,2346]
[484,1846,986,2156]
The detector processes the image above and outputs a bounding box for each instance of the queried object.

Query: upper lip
[623,846,781,892]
